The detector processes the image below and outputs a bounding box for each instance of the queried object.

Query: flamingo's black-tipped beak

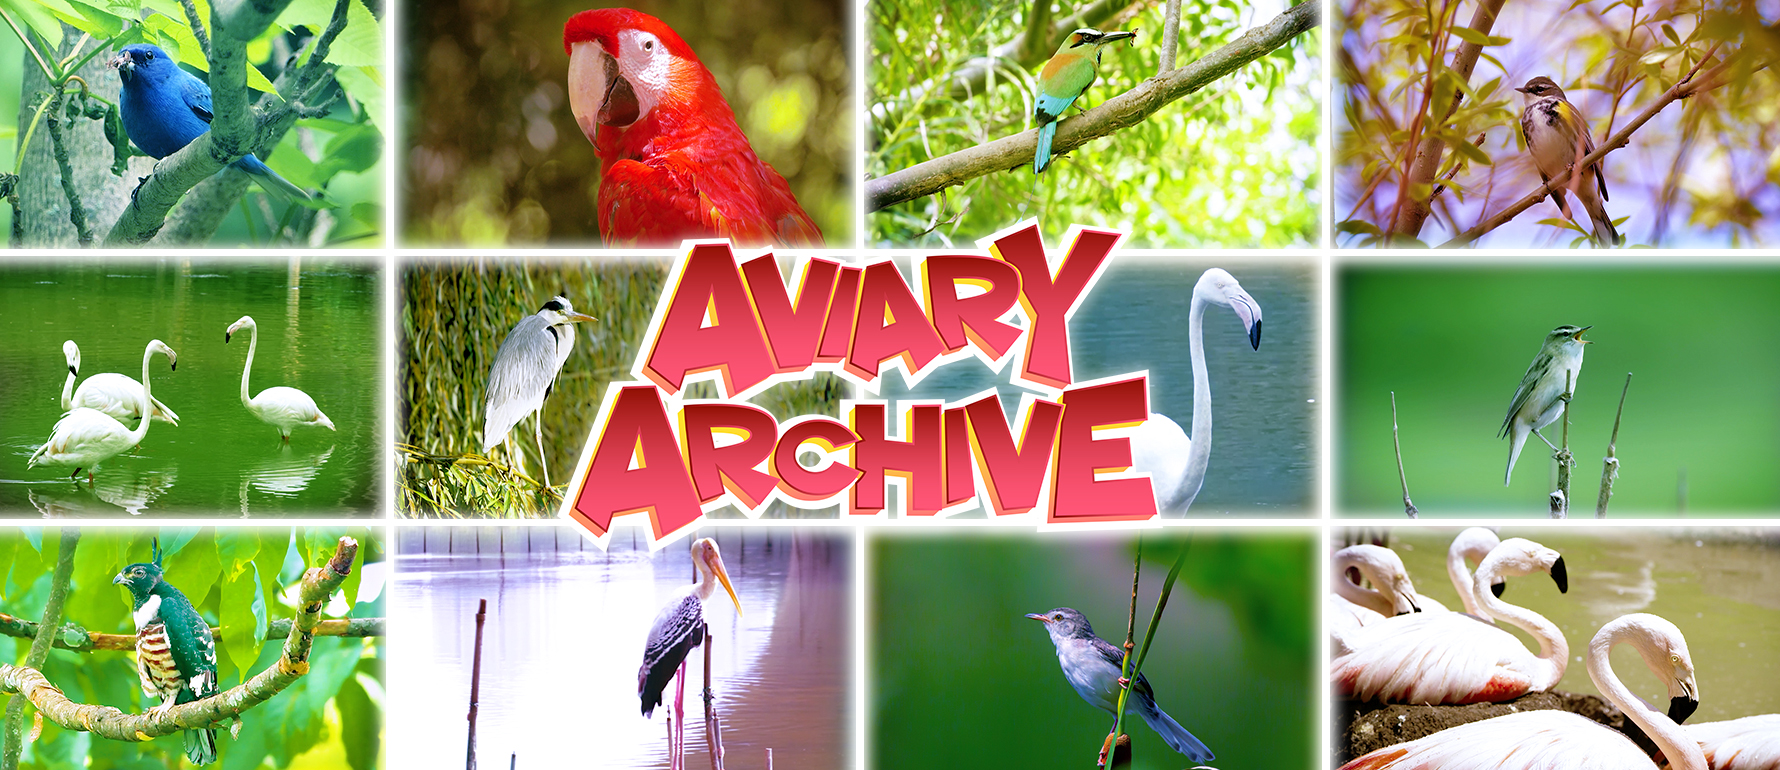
[1550,556,1568,593]
[1669,695,1698,724]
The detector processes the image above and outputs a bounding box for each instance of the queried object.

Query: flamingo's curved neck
[61,359,76,411]
[130,345,157,446]
[1588,626,1706,770]
[1473,560,1567,688]
[239,323,258,409]
[1171,289,1212,512]
[1447,546,1481,616]
[1332,552,1394,616]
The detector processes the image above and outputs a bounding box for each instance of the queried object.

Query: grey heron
[226,316,336,442]
[481,295,597,487]
[639,537,742,770]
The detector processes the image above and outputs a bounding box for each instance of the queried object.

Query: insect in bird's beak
[567,41,640,134]
[1101,30,1137,44]
[110,51,131,75]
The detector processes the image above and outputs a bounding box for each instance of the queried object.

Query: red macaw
[563,8,823,248]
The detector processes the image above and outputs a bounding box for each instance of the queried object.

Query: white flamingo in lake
[1332,537,1569,704]
[225,316,335,442]
[29,340,178,482]
[60,340,180,426]
[1130,268,1262,514]
[1338,613,1706,770]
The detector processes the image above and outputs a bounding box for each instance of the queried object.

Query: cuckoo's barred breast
[135,621,185,700]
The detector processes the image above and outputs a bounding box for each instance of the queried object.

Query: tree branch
[102,0,302,245]
[1441,53,1754,247]
[1391,392,1417,518]
[1158,0,1183,73]
[1,529,78,770]
[867,0,1319,210]
[0,614,384,652]
[1385,0,1507,240]
[0,537,359,744]
[44,89,95,246]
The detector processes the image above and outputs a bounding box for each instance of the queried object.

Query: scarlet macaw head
[564,8,706,138]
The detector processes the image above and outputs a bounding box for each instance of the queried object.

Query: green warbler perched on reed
[1500,324,1592,485]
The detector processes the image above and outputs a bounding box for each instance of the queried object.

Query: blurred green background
[399,258,844,516]
[869,0,1320,248]
[872,530,1314,770]
[1338,266,1780,515]
[402,0,852,246]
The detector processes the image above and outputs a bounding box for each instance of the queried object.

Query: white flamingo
[1332,537,1569,704]
[226,316,335,441]
[60,340,180,426]
[1675,714,1780,770]
[1440,527,1504,617]
[1329,544,1422,641]
[1338,613,1706,770]
[1130,268,1263,514]
[29,340,178,482]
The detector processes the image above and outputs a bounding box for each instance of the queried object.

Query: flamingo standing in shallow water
[1332,537,1568,704]
[1130,268,1263,514]
[1339,613,1707,770]
[59,340,181,426]
[225,316,335,442]
[29,340,178,482]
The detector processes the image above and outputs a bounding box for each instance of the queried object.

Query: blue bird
[112,44,308,200]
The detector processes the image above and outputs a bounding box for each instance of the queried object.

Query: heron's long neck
[1173,291,1213,511]
[240,325,258,408]
[1447,547,1480,616]
[1332,554,1393,616]
[61,363,76,410]
[1588,627,1706,770]
[1474,563,1567,688]
[130,345,156,446]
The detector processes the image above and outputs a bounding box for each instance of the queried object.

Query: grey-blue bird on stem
[111,44,309,200]
[1027,607,1215,763]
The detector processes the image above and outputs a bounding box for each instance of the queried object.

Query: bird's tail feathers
[1504,426,1530,486]
[1138,698,1214,762]
[1582,194,1622,248]
[1035,121,1057,174]
[233,154,312,201]
[185,726,218,766]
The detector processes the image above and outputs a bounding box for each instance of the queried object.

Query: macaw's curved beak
[567,41,639,138]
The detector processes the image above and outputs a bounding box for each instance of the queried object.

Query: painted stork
[639,537,742,770]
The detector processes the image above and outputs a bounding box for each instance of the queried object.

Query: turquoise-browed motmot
[1033,28,1136,174]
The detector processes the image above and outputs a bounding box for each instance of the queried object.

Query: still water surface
[1379,528,1780,722]
[0,260,380,516]
[390,527,849,769]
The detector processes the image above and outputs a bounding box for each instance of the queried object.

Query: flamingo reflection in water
[639,537,743,770]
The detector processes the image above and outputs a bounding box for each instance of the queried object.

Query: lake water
[0,260,381,516]
[1370,528,1780,723]
[388,526,851,769]
[878,258,1319,516]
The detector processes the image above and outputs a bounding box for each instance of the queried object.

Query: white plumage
[1332,538,1568,705]
[1681,714,1780,770]
[1129,268,1263,514]
[29,340,178,482]
[226,315,335,441]
[1339,613,1706,770]
[61,340,181,426]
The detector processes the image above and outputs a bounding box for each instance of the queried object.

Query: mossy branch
[0,614,383,652]
[867,0,1319,210]
[1551,371,1575,518]
[0,537,358,744]
[1,529,79,770]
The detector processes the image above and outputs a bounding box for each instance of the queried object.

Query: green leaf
[336,672,380,770]
[54,0,123,38]
[2,0,67,49]
[315,123,381,180]
[70,531,124,630]
[1448,27,1510,47]
[1448,136,1492,165]
[335,64,385,131]
[176,536,223,617]
[1337,219,1384,236]
[323,0,380,67]
[221,560,267,679]
[1662,23,1679,44]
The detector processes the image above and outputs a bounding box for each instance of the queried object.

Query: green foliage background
[872,530,1314,770]
[400,0,851,246]
[399,259,845,517]
[1,0,386,246]
[0,527,383,770]
[869,0,1321,247]
[1338,266,1780,514]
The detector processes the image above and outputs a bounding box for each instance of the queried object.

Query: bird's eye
[144,51,154,60]
[1053,613,1062,620]
[644,39,654,51]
